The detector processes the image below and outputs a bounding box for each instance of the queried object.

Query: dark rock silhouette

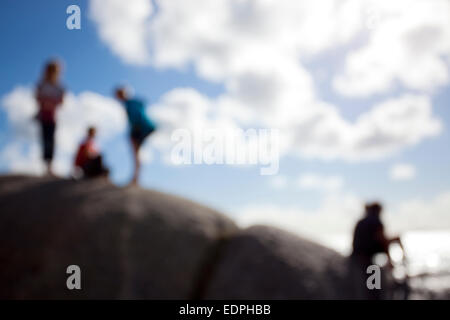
[203,226,349,299]
[0,175,353,299]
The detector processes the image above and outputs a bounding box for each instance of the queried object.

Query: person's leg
[87,155,108,178]
[80,163,90,178]
[130,128,153,185]
[41,122,55,175]
[96,155,109,176]
[47,123,56,175]
[130,138,140,185]
[82,157,97,178]
[40,122,47,163]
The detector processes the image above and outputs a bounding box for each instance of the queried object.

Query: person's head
[87,126,97,139]
[115,86,129,101]
[42,59,62,84]
[365,202,382,217]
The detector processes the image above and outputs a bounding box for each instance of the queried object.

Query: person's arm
[389,235,405,259]
[374,224,396,267]
[55,86,65,107]
[35,85,44,105]
[375,225,405,266]
[86,141,99,158]
[386,235,403,251]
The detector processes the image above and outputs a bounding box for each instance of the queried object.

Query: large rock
[203,225,349,299]
[0,175,237,299]
[0,175,353,299]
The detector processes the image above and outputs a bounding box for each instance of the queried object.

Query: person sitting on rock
[115,86,157,185]
[74,127,109,179]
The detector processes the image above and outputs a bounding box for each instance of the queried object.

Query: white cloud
[90,0,450,97]
[149,90,442,162]
[0,142,44,175]
[89,0,153,65]
[298,173,344,191]
[334,0,450,97]
[345,94,442,160]
[89,0,446,162]
[390,163,416,181]
[1,86,127,176]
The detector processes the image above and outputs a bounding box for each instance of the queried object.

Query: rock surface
[203,225,349,299]
[0,175,352,299]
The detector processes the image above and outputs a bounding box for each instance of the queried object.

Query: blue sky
[1,0,450,237]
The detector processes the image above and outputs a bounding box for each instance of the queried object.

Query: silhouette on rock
[0,175,354,299]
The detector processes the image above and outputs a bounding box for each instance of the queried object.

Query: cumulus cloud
[144,0,365,79]
[90,0,450,97]
[89,0,446,162]
[149,88,442,162]
[334,0,450,96]
[0,86,127,175]
[390,163,416,181]
[89,0,153,65]
[0,142,44,175]
[147,88,256,165]
[343,94,442,160]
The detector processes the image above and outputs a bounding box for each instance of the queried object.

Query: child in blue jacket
[115,86,157,185]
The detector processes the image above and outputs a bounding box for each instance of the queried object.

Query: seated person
[74,127,109,178]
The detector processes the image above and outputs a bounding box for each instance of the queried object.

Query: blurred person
[35,59,65,175]
[350,202,406,299]
[115,86,156,185]
[74,127,109,178]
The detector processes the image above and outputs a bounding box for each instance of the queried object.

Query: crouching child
[74,127,109,179]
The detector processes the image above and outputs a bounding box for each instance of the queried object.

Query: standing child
[35,59,65,175]
[115,86,156,185]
